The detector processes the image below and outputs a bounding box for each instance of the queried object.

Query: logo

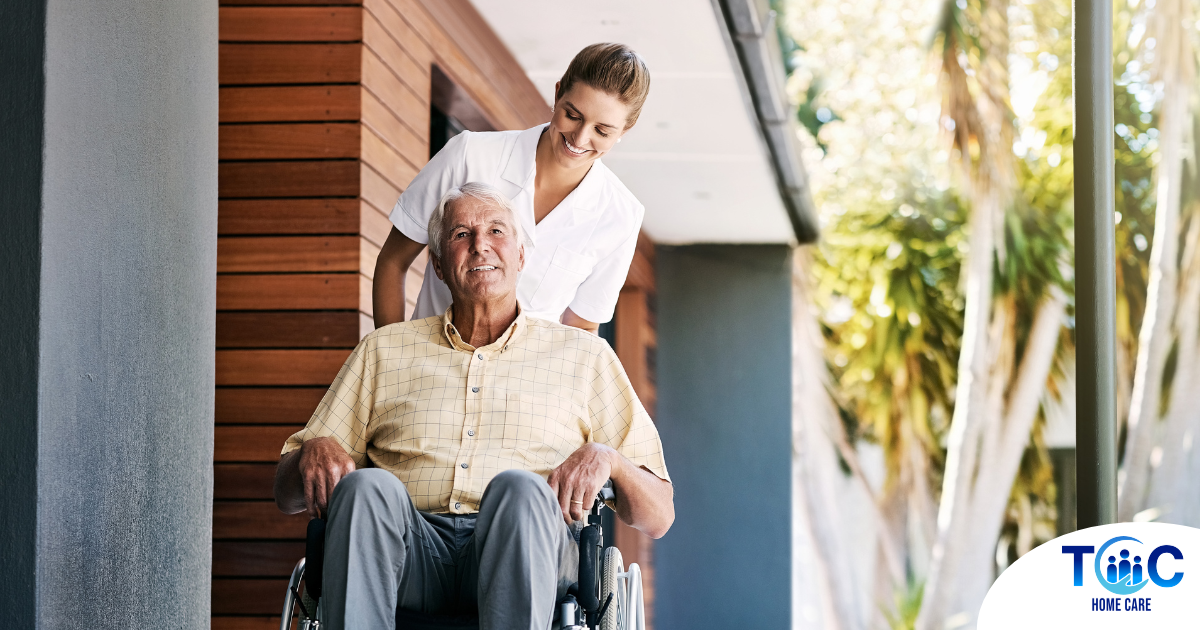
[1062,537,1185,594]
[978,523,1200,629]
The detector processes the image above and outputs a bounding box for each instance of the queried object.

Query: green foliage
[883,579,925,630]
[814,187,964,480]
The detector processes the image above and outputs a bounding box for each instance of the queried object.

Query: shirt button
[461,462,469,469]
[467,430,475,436]
[471,387,479,393]
[455,502,461,509]
[477,353,484,360]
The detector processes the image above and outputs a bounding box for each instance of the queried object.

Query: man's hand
[548,442,616,523]
[274,436,356,519]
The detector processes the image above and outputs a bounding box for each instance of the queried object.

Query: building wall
[1,0,219,626]
[653,245,793,630]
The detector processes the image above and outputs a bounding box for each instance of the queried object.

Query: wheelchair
[281,480,645,630]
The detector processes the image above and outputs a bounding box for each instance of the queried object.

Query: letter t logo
[1063,546,1095,586]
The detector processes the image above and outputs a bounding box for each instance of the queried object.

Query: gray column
[0,0,218,626]
[653,245,793,630]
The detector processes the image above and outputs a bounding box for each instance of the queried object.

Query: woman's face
[545,81,633,171]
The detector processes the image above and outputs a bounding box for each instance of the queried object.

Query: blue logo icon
[1063,537,1185,592]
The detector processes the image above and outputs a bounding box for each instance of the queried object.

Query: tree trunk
[1118,0,1194,521]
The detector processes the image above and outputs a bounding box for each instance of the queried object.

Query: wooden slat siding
[360,162,403,218]
[217,388,327,424]
[214,502,310,539]
[218,311,361,348]
[220,123,360,161]
[218,236,362,273]
[361,89,427,171]
[360,200,393,247]
[362,10,428,105]
[219,160,360,198]
[215,542,307,576]
[362,0,433,77]
[625,232,657,293]
[214,579,293,615]
[217,349,351,386]
[220,86,359,123]
[215,464,279,499]
[218,426,306,462]
[218,274,360,311]
[220,44,361,85]
[360,237,381,280]
[381,0,543,131]
[359,273,374,316]
[221,0,360,5]
[362,48,429,142]
[362,125,418,193]
[219,199,361,235]
[219,7,362,42]
[416,0,547,127]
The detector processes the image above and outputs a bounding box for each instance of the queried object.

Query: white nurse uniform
[389,123,644,324]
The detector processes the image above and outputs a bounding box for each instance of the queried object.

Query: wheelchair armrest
[305,518,326,600]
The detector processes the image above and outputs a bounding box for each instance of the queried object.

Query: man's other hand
[548,442,617,523]
[295,436,356,519]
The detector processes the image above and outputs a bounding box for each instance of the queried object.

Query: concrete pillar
[653,245,793,630]
[0,0,217,626]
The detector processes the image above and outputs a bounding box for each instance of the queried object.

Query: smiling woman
[373,43,652,334]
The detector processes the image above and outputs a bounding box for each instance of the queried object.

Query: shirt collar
[501,124,545,190]
[501,124,608,223]
[441,304,528,356]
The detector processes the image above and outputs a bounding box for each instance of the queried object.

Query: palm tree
[915,0,1069,625]
[1118,0,1197,523]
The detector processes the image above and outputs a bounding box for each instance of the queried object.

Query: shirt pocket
[502,392,588,467]
[528,246,597,314]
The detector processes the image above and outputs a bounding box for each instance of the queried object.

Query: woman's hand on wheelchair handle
[548,443,618,523]
[298,437,357,519]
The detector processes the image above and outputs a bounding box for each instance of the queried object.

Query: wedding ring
[571,500,584,505]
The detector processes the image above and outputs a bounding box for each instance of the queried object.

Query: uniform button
[455,502,461,509]
[467,430,475,436]
[471,387,479,393]
[477,353,484,360]
[461,462,469,469]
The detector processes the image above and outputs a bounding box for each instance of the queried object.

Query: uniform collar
[441,304,527,356]
[501,124,607,224]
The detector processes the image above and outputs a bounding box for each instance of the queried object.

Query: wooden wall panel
[214,502,310,539]
[217,311,361,348]
[220,44,361,85]
[216,349,351,386]
[219,161,360,198]
[220,7,363,42]
[217,274,361,311]
[217,426,306,462]
[361,88,426,167]
[215,542,307,576]
[215,464,279,499]
[218,236,362,273]
[217,388,327,424]
[220,123,360,160]
[220,86,359,123]
[219,199,361,235]
[213,580,293,615]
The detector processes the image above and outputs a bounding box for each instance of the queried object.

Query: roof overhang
[469,0,818,244]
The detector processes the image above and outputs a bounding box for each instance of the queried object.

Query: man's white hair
[427,182,528,261]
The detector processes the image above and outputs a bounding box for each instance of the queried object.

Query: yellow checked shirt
[282,308,670,514]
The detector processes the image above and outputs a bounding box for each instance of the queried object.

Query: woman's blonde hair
[555,43,651,129]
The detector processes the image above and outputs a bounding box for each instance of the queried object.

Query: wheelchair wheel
[600,546,623,630]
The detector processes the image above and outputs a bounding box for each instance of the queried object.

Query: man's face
[432,196,525,306]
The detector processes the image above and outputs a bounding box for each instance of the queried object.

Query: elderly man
[274,182,673,630]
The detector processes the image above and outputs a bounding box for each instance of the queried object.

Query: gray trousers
[321,468,579,630]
